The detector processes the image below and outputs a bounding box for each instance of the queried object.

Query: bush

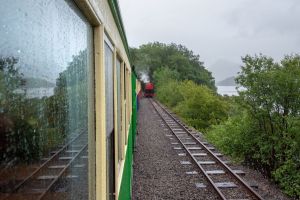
[154,69,229,131]
[273,159,300,197]
[174,81,228,130]
[1,114,41,163]
[206,111,250,162]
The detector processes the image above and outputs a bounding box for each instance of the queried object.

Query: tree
[236,54,300,197]
[0,56,40,163]
[131,42,216,90]
[208,54,300,197]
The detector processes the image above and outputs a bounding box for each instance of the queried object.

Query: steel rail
[4,129,86,200]
[38,144,88,200]
[151,99,264,200]
[150,99,226,200]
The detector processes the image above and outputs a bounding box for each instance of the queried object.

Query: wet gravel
[133,98,293,200]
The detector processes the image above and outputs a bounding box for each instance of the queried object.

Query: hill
[25,77,55,88]
[208,59,240,82]
[217,76,236,86]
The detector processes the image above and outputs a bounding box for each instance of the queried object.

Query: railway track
[3,129,88,200]
[150,99,264,200]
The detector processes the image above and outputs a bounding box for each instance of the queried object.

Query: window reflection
[0,0,93,199]
[116,58,122,162]
[104,41,115,200]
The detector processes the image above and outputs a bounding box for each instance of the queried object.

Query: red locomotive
[144,82,155,98]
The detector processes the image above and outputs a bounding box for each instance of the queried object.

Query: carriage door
[105,39,115,200]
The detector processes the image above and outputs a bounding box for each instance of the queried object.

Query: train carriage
[0,0,140,200]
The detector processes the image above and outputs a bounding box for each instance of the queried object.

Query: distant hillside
[217,76,236,86]
[25,77,55,88]
[208,59,241,82]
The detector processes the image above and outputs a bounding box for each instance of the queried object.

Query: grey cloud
[119,0,300,78]
[225,0,300,38]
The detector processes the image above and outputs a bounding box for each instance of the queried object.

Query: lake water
[217,86,239,96]
[14,87,55,99]
[26,87,54,98]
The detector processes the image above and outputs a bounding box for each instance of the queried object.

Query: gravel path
[133,98,219,200]
[133,98,293,200]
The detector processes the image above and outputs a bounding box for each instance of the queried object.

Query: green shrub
[2,115,41,163]
[206,112,247,162]
[154,73,229,131]
[273,159,300,197]
[174,81,228,130]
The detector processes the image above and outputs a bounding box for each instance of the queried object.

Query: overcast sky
[119,0,300,78]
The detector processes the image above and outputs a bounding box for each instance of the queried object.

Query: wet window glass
[124,67,128,144]
[105,42,114,137]
[116,58,122,161]
[104,40,115,199]
[0,0,93,199]
[126,68,130,141]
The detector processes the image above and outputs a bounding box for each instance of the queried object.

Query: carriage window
[0,0,93,199]
[116,58,122,162]
[124,67,128,144]
[105,41,114,139]
[104,39,115,199]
